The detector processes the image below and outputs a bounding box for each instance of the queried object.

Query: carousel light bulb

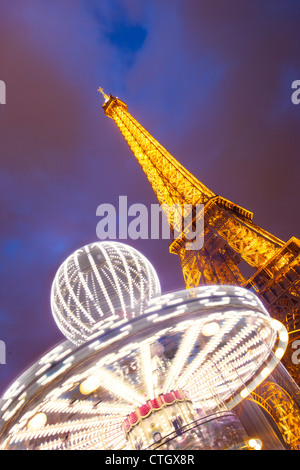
[279,331,289,342]
[275,347,285,359]
[79,376,101,395]
[249,438,262,450]
[201,321,220,337]
[27,412,47,431]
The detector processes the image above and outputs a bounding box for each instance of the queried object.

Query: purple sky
[0,0,300,394]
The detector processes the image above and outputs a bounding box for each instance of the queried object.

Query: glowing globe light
[50,241,161,345]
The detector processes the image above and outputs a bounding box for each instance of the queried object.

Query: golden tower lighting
[98,89,300,449]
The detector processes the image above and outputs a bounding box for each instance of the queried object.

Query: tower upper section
[99,89,215,212]
[98,89,284,265]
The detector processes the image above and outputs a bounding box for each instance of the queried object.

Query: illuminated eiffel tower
[98,88,300,448]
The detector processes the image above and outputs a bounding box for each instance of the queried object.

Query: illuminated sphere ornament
[50,241,161,345]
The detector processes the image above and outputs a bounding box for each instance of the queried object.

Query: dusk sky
[0,0,300,394]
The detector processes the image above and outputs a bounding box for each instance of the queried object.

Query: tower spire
[98,86,109,103]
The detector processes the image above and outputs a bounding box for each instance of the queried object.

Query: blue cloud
[106,21,147,56]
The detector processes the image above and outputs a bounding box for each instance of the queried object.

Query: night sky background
[0,0,300,395]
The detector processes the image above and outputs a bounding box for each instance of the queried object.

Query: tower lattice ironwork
[99,89,300,448]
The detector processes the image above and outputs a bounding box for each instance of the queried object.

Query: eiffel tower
[98,88,300,448]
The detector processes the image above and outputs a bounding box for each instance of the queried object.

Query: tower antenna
[98,86,109,102]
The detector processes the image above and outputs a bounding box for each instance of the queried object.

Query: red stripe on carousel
[173,390,183,400]
[139,402,151,417]
[128,411,139,424]
[123,418,130,432]
[162,392,176,404]
[149,397,162,409]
